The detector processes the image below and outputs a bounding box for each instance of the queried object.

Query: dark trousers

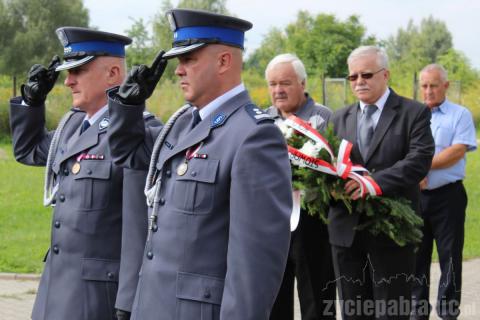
[331,230,415,320]
[411,181,466,320]
[270,212,337,320]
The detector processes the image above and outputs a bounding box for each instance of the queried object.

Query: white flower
[299,140,322,158]
[275,120,294,139]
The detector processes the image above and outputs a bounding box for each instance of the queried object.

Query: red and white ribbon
[284,115,382,198]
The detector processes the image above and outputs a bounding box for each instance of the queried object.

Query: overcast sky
[83,0,480,69]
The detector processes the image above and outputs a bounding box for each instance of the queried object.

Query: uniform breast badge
[71,162,81,174]
[72,153,105,174]
[176,162,188,176]
[176,142,207,176]
[72,153,86,174]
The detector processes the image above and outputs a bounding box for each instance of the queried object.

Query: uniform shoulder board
[70,107,84,113]
[143,111,155,120]
[244,104,273,124]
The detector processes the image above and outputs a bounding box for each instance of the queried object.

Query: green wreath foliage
[288,124,423,247]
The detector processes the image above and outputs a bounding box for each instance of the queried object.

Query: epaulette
[70,107,85,113]
[143,111,155,120]
[245,104,273,124]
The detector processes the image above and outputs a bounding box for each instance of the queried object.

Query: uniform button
[59,194,65,202]
[52,245,59,254]
[203,289,211,299]
[107,272,114,280]
[63,169,69,176]
[87,169,92,175]
[159,198,165,205]
[54,221,60,228]
[191,171,197,177]
[152,224,158,232]
[146,251,153,260]
[165,170,172,177]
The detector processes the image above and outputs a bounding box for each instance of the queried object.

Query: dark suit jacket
[328,89,434,247]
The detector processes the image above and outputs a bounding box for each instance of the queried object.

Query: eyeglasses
[346,68,385,82]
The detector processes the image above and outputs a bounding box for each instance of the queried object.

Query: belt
[422,180,463,194]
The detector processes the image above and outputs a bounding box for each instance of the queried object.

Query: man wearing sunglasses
[328,46,434,319]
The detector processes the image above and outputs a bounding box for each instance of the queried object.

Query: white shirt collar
[84,104,108,125]
[359,87,390,112]
[198,83,245,120]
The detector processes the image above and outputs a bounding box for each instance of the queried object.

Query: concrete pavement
[1,259,479,319]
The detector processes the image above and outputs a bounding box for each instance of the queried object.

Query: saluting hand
[116,50,168,105]
[21,55,61,106]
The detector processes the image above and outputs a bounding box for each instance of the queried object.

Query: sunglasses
[346,68,385,81]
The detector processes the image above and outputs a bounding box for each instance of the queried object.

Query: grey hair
[347,46,389,69]
[265,53,307,83]
[420,63,448,82]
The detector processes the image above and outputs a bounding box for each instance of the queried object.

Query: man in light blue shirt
[411,64,477,320]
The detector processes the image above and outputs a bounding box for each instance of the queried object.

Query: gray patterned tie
[358,104,377,160]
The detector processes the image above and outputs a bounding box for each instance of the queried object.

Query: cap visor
[55,56,96,71]
[163,43,206,59]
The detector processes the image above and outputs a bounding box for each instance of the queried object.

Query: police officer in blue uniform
[9,27,160,320]
[107,9,293,320]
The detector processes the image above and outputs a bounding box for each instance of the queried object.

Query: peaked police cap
[163,9,252,58]
[55,27,132,71]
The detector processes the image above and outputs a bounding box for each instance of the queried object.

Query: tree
[437,49,478,88]
[144,0,230,79]
[125,18,156,67]
[385,16,453,74]
[382,16,480,99]
[0,0,89,76]
[245,12,375,79]
[244,28,287,75]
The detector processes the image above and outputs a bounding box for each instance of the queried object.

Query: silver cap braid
[145,104,191,207]
[43,111,75,206]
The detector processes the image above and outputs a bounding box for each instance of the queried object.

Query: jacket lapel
[156,109,211,170]
[344,103,362,163]
[364,90,399,163]
[58,111,106,164]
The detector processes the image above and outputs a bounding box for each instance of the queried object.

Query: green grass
[0,144,51,273]
[0,137,479,273]
[463,146,480,260]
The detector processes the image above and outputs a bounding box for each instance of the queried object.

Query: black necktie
[191,109,201,129]
[80,120,91,134]
[358,104,377,160]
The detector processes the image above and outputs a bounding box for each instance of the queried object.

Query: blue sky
[84,0,480,69]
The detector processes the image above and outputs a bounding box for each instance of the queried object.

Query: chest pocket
[73,160,111,210]
[434,125,454,148]
[171,159,218,215]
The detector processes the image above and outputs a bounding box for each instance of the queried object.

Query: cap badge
[167,12,177,31]
[56,29,69,46]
